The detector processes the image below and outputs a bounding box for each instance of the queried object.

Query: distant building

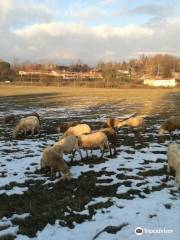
[173,72,180,80]
[18,70,103,80]
[117,70,129,75]
[143,78,177,87]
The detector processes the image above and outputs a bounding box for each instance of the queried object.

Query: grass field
[0,84,180,240]
[0,84,180,115]
[0,84,180,97]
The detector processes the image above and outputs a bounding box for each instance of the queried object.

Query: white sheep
[53,135,82,161]
[117,116,145,129]
[159,116,180,134]
[41,146,71,180]
[167,143,180,187]
[13,116,40,138]
[63,123,91,137]
[78,131,110,158]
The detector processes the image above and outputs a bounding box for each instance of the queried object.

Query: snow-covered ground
[0,96,180,240]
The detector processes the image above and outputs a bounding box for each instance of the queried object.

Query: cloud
[0,0,180,64]
[0,18,175,63]
[114,2,180,24]
[64,2,109,23]
[0,0,53,29]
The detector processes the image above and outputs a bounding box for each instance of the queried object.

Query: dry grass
[0,84,179,97]
[0,84,179,115]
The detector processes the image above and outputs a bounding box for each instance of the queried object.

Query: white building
[143,78,177,87]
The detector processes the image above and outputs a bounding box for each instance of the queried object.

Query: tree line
[0,54,180,83]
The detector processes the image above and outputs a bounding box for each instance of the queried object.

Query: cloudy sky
[0,0,180,65]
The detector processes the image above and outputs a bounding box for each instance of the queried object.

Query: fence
[14,74,135,88]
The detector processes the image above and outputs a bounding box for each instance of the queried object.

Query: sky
[0,0,180,65]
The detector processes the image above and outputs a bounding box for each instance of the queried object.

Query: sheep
[63,123,91,137]
[53,135,82,161]
[104,118,122,128]
[78,131,110,158]
[167,143,180,187]
[13,116,40,138]
[159,116,180,135]
[4,114,16,124]
[99,127,117,156]
[25,112,40,121]
[104,113,137,128]
[57,121,79,133]
[41,146,71,180]
[116,116,145,129]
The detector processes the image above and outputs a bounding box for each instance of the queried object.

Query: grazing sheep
[54,135,82,161]
[99,127,117,156]
[41,146,71,180]
[167,143,180,187]
[78,131,110,158]
[159,116,180,134]
[63,123,91,137]
[117,116,145,129]
[25,112,40,121]
[104,118,122,128]
[104,113,137,128]
[57,122,79,133]
[4,114,16,124]
[13,116,40,138]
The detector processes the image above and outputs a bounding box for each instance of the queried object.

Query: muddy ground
[0,90,180,239]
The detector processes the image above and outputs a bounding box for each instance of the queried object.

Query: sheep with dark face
[167,143,180,187]
[4,114,16,124]
[13,116,40,138]
[104,118,122,128]
[57,122,79,133]
[78,131,110,158]
[54,135,82,161]
[41,146,71,180]
[104,113,137,128]
[63,124,91,137]
[159,116,180,134]
[99,127,117,156]
[25,112,40,121]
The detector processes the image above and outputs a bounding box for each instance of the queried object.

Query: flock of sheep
[3,112,180,187]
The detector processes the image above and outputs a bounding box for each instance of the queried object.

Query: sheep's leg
[100,145,105,158]
[109,145,113,157]
[78,149,83,160]
[71,150,76,162]
[167,163,171,174]
[86,149,88,158]
[31,128,35,137]
[106,141,111,156]
[37,127,41,137]
[100,149,105,158]
[50,167,54,178]
[113,145,117,155]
